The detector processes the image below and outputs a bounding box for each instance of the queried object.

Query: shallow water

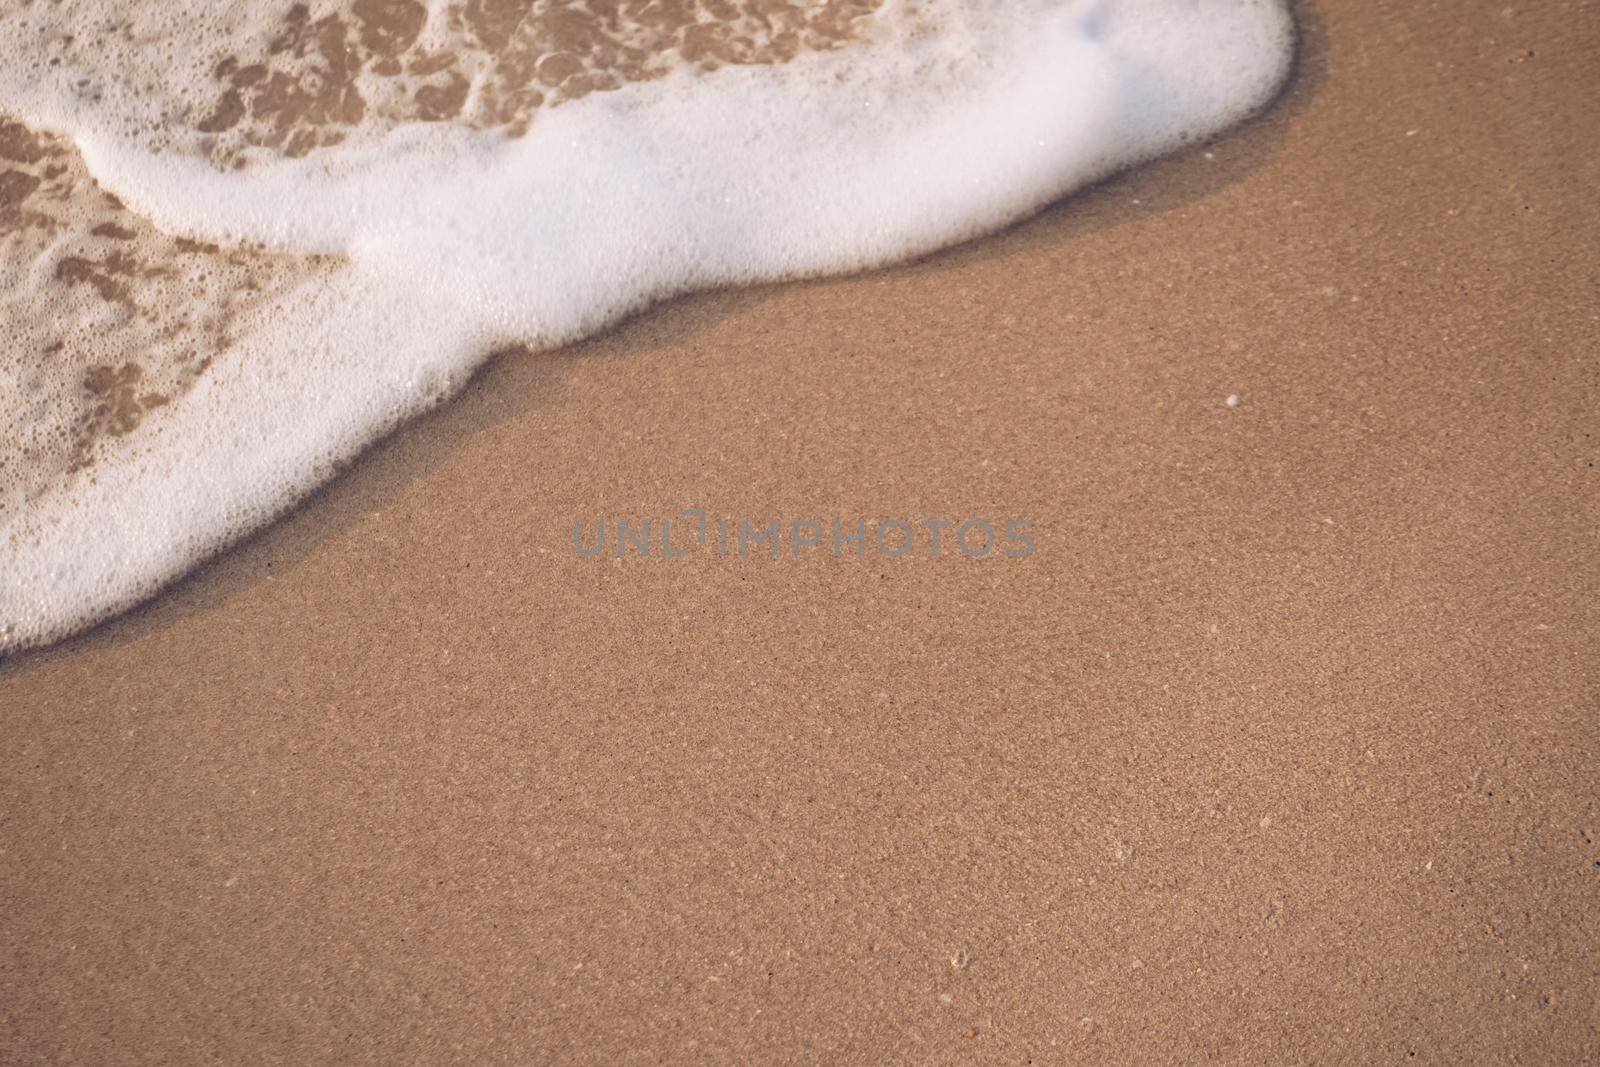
[0,0,1293,653]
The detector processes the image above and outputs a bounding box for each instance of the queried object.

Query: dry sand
[3,2,1598,1062]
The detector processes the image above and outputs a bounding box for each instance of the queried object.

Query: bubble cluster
[3,0,882,165]
[0,117,334,526]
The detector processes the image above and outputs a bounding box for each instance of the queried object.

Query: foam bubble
[0,0,1293,653]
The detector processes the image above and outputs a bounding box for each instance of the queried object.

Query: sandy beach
[3,2,1598,1061]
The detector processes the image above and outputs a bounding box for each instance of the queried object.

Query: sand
[3,2,1598,1062]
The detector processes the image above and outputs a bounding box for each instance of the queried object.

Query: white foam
[0,0,1293,653]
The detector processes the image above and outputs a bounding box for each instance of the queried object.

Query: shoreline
[4,3,1599,1061]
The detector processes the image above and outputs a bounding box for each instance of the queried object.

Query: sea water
[0,0,1293,653]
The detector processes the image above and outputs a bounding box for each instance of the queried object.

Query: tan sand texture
[2,1,1597,1062]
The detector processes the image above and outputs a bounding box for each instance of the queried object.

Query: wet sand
[3,3,1597,1062]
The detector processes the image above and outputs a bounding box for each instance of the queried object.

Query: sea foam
[0,0,1293,653]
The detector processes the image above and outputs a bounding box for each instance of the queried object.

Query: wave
[0,0,1293,653]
